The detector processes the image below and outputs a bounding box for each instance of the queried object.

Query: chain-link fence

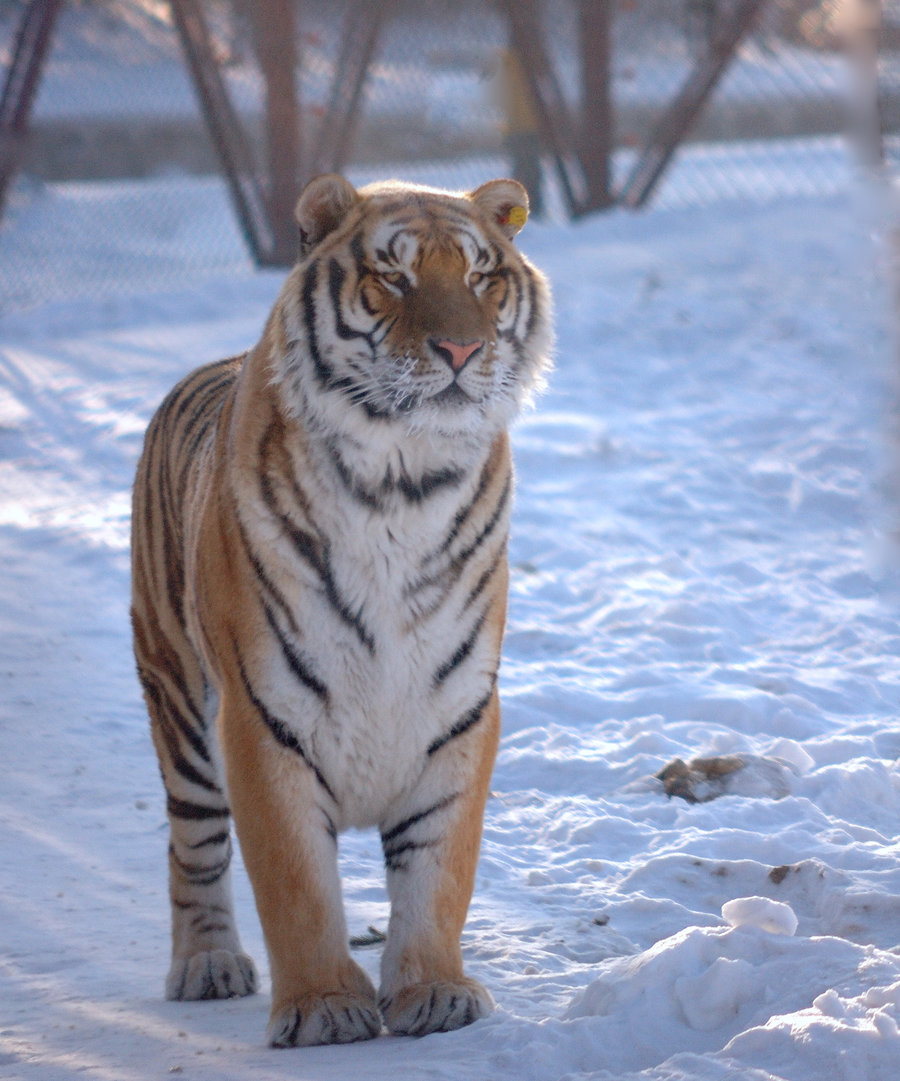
[0,0,866,309]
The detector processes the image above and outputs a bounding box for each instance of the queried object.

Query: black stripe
[259,468,324,571]
[433,608,489,686]
[172,899,231,914]
[328,257,372,345]
[397,466,465,504]
[320,805,338,842]
[149,359,232,442]
[404,464,509,618]
[236,513,299,635]
[324,258,393,420]
[256,455,375,655]
[173,362,238,493]
[166,794,230,821]
[191,918,232,935]
[234,644,337,804]
[453,472,512,569]
[302,259,337,391]
[262,603,329,702]
[427,686,495,757]
[301,259,380,411]
[432,454,497,560]
[523,266,539,340]
[158,472,187,631]
[170,842,232,886]
[380,792,460,845]
[327,439,464,510]
[155,707,221,794]
[408,469,511,604]
[300,250,393,420]
[140,670,210,764]
[348,231,370,283]
[327,441,384,511]
[382,838,438,872]
[462,545,505,612]
[187,830,230,850]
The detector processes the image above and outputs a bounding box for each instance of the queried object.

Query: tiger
[131,173,553,1047]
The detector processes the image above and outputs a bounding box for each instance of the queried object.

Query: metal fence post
[578,0,614,211]
[849,0,884,171]
[247,0,302,265]
[502,0,590,216]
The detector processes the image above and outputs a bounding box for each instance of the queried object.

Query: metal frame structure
[0,0,772,267]
[169,0,277,264]
[618,0,770,209]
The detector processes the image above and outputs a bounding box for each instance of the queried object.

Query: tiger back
[131,174,553,1047]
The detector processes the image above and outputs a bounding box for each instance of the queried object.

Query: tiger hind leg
[134,619,257,1001]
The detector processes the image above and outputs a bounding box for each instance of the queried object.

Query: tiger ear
[295,174,359,258]
[469,178,530,240]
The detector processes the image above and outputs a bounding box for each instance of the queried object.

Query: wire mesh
[0,0,863,310]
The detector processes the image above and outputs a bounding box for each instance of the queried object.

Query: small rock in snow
[656,754,794,803]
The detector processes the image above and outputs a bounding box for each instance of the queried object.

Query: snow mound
[721,896,799,936]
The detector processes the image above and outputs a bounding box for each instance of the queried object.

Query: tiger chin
[131,174,553,1047]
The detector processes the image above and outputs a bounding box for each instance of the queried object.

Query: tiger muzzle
[430,338,485,374]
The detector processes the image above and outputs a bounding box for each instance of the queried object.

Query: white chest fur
[236,428,508,830]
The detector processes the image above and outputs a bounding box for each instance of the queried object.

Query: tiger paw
[267,992,382,1047]
[380,978,494,1037]
[166,949,258,1001]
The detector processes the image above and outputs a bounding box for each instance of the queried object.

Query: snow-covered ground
[2,167,900,1081]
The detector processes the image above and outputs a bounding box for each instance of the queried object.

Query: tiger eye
[380,271,410,293]
[469,271,496,294]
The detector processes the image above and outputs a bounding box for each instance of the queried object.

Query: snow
[720,896,799,935]
[2,166,900,1081]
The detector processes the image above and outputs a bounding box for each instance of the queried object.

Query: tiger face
[280,175,553,441]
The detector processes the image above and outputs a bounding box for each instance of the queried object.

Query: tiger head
[278,174,553,443]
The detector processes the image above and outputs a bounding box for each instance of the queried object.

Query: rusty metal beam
[247,0,302,265]
[578,0,614,212]
[308,0,390,182]
[618,0,769,209]
[501,0,589,217]
[0,0,64,219]
[169,0,275,264]
[850,0,884,170]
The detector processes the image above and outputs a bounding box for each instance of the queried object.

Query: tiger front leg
[137,659,257,1002]
[164,813,258,1002]
[219,689,381,1047]
[378,691,500,1037]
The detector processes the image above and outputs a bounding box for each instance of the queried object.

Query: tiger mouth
[427,383,475,408]
[390,381,477,414]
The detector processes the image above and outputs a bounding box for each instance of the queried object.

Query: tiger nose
[433,338,484,373]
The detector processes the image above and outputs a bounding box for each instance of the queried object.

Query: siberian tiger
[131,174,553,1047]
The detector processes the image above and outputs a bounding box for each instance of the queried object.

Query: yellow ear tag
[506,205,528,228]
